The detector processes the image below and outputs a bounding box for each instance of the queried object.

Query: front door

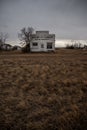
[41,44,44,51]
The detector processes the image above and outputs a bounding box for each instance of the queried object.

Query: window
[32,42,38,46]
[47,42,52,49]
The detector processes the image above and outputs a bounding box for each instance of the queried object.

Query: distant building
[83,45,87,50]
[1,43,12,51]
[30,31,55,52]
[12,45,21,51]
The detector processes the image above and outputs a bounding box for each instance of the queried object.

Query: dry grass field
[0,49,87,130]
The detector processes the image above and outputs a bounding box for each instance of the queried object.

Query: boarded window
[32,42,38,46]
[47,42,52,49]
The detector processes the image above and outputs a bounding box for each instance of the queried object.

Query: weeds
[0,49,87,130]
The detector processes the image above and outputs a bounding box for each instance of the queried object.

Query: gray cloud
[0,0,87,42]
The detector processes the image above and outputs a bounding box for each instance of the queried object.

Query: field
[0,49,87,130]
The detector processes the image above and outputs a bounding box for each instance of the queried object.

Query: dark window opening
[47,42,52,49]
[32,42,38,46]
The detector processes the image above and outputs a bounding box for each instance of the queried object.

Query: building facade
[30,31,55,52]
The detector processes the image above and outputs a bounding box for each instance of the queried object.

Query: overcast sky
[0,0,87,45]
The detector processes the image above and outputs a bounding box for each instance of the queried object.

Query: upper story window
[32,42,38,46]
[47,42,53,49]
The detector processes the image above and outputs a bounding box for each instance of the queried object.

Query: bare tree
[18,27,34,52]
[0,32,8,43]
[0,32,8,50]
[66,41,83,49]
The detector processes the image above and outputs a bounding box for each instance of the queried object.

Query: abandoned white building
[30,31,55,52]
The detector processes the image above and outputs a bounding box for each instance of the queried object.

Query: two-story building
[30,31,55,52]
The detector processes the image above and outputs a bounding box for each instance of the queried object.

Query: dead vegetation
[0,49,87,130]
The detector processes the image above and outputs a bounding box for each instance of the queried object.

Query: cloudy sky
[0,0,87,46]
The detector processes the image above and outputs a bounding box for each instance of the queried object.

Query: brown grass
[0,49,87,130]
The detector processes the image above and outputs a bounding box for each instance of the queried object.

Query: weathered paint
[30,31,55,52]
